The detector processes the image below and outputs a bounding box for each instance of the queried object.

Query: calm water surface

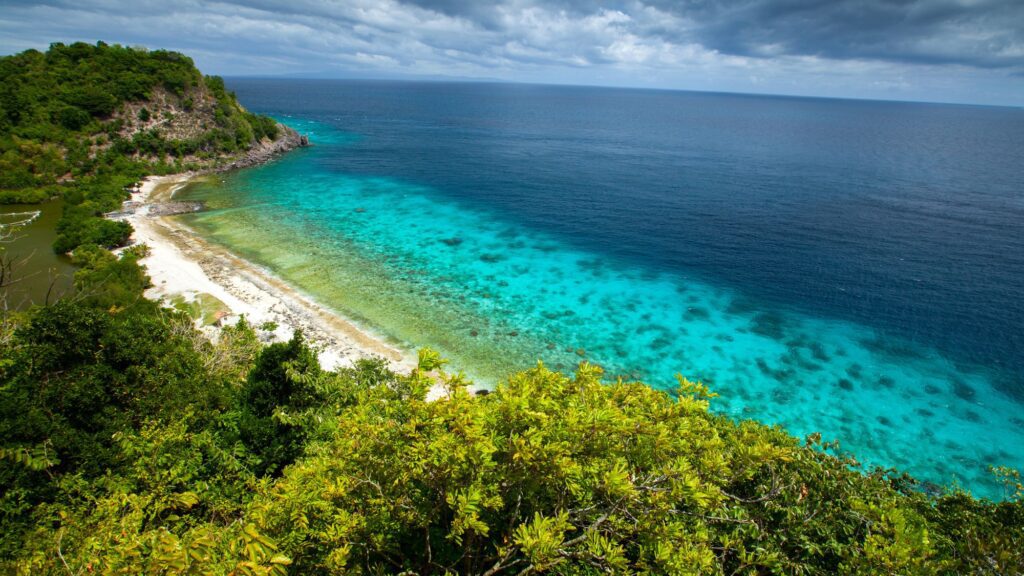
[0,201,75,308]
[178,80,1024,498]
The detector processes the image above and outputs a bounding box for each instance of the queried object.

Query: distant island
[1,42,1021,575]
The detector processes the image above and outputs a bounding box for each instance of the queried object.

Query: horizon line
[221,74,1023,110]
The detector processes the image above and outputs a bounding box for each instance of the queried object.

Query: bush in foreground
[0,252,1021,574]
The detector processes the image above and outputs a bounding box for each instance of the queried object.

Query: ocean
[178,79,1024,498]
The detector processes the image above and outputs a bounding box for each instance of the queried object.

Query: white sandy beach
[118,174,420,377]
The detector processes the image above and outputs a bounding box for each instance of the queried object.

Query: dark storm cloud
[4,0,1021,69]
[676,0,1023,68]
[1,0,1022,104]
[402,0,1024,69]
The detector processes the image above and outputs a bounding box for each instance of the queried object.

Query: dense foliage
[0,250,1021,574]
[0,39,1021,575]
[0,41,281,254]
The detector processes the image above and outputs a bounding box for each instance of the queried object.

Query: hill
[0,42,1021,575]
[0,41,303,254]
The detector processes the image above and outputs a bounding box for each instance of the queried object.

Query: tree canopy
[0,41,1020,575]
[0,41,281,254]
[0,249,1022,574]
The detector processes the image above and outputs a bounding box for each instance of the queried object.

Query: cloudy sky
[1,0,1022,106]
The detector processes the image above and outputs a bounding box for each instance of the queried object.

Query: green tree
[239,332,324,476]
[0,42,286,256]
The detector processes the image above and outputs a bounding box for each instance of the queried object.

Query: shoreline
[117,173,420,377]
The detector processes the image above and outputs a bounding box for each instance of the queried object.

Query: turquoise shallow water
[179,116,1024,499]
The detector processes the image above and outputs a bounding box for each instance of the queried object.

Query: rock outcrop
[216,123,309,172]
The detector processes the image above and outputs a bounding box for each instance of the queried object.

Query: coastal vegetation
[0,42,1021,574]
[0,42,283,255]
[1,250,1022,574]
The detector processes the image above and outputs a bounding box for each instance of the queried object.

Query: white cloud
[0,0,1021,105]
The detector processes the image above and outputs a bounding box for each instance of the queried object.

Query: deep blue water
[184,79,1024,497]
